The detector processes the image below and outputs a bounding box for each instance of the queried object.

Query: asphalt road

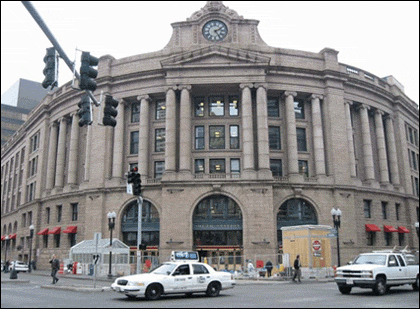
[1,273,418,308]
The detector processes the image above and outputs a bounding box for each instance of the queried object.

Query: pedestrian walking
[292,254,301,282]
[49,254,60,284]
[265,260,273,277]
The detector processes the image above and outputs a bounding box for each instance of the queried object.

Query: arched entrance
[277,198,318,247]
[193,194,243,270]
[121,200,160,273]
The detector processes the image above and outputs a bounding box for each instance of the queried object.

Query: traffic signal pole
[21,1,99,106]
[137,196,143,274]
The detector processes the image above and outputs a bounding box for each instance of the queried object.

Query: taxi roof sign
[170,251,199,262]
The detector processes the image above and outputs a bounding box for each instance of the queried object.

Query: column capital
[70,111,79,118]
[239,83,254,89]
[137,95,151,102]
[254,83,268,90]
[311,94,324,101]
[178,84,192,91]
[166,86,178,93]
[49,121,59,128]
[383,114,394,121]
[283,91,297,98]
[374,109,384,116]
[359,103,371,111]
[344,100,354,106]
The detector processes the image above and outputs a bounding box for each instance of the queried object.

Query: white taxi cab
[111,251,235,300]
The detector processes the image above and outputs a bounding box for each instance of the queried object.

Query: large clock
[202,20,228,42]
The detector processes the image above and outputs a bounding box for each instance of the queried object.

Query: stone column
[311,94,326,176]
[179,85,192,174]
[46,122,58,190]
[165,87,177,174]
[384,116,400,185]
[374,110,390,184]
[359,104,375,181]
[67,113,79,185]
[55,117,68,188]
[344,101,357,178]
[256,84,270,174]
[138,96,150,178]
[284,91,299,176]
[112,100,125,178]
[240,84,254,172]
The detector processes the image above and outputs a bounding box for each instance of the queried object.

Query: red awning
[8,233,17,239]
[37,228,49,236]
[384,225,398,233]
[365,224,381,232]
[398,226,410,233]
[63,226,77,234]
[48,227,61,235]
[1,235,5,241]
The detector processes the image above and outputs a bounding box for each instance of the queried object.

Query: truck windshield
[353,255,386,265]
[151,263,177,275]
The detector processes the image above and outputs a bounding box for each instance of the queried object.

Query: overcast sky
[1,1,419,104]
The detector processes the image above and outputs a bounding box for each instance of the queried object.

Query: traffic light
[79,51,99,91]
[132,172,142,196]
[103,95,118,127]
[77,94,92,126]
[42,47,58,89]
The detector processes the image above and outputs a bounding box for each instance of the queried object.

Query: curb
[40,285,109,292]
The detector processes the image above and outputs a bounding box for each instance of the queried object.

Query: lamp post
[4,235,10,273]
[415,222,419,241]
[331,208,342,267]
[28,225,34,273]
[107,211,116,279]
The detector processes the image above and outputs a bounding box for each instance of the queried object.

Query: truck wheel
[373,277,386,296]
[145,284,162,300]
[413,276,419,291]
[338,286,352,294]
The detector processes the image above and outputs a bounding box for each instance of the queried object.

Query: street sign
[326,233,337,238]
[312,240,322,251]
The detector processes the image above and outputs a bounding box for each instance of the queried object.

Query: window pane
[229,96,239,116]
[130,131,139,154]
[230,125,239,149]
[195,97,205,117]
[267,98,279,117]
[209,126,225,149]
[209,96,224,116]
[269,127,281,150]
[154,161,165,179]
[156,100,166,120]
[195,126,205,150]
[210,159,226,173]
[195,159,205,174]
[155,129,165,152]
[297,128,307,152]
[270,159,282,177]
[298,160,309,177]
[294,99,305,119]
[231,159,240,173]
[131,103,140,123]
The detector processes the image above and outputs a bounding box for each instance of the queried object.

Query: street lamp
[415,222,419,241]
[331,208,342,267]
[107,211,116,279]
[4,235,10,273]
[28,225,34,273]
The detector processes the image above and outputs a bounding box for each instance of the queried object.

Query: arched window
[277,198,317,246]
[121,200,160,247]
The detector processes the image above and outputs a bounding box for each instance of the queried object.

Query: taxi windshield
[151,263,177,275]
[353,255,386,265]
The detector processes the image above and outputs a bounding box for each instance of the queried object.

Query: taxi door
[191,264,212,292]
[167,264,194,293]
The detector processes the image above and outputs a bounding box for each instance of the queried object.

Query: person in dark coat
[49,254,60,284]
[292,254,301,282]
[265,260,273,277]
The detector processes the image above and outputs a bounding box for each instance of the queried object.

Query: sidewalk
[1,269,334,292]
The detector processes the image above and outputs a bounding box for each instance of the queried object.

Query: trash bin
[88,263,94,276]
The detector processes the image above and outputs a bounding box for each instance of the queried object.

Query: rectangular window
[395,203,400,221]
[30,131,40,153]
[156,100,166,120]
[209,126,225,149]
[155,129,166,152]
[269,127,281,150]
[267,97,280,117]
[43,234,48,248]
[130,131,139,154]
[411,150,418,170]
[195,159,205,174]
[230,126,240,149]
[367,232,375,246]
[28,211,32,226]
[54,234,60,248]
[364,200,372,218]
[398,233,405,246]
[71,203,78,221]
[194,97,205,117]
[131,103,140,123]
[297,128,307,152]
[210,159,226,173]
[195,126,205,150]
[385,232,392,246]
[229,96,239,116]
[298,160,309,177]
[294,99,305,119]
[209,96,224,116]
[270,159,283,177]
[22,213,26,227]
[46,207,50,224]
[382,202,388,220]
[230,159,241,173]
[154,161,165,179]
[69,233,77,248]
[57,205,62,223]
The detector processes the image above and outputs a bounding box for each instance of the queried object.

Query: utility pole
[21,1,99,106]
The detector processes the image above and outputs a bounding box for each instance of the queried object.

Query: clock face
[203,20,228,42]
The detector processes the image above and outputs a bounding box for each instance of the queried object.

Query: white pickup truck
[334,251,419,295]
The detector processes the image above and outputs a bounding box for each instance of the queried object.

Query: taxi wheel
[145,284,163,300]
[206,282,221,297]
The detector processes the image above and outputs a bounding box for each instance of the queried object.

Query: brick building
[1,1,419,270]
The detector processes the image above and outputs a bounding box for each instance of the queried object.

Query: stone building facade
[1,1,419,270]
